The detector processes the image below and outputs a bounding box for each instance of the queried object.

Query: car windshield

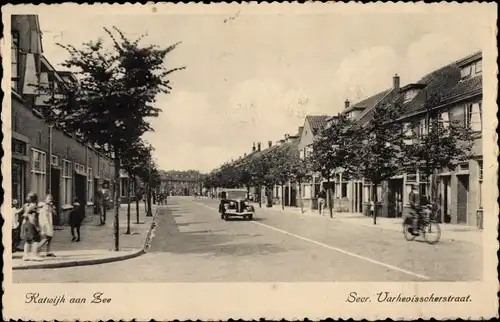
[227,190,247,200]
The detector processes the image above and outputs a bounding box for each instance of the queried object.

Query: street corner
[12,249,145,270]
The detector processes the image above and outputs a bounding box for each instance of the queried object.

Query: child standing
[37,194,56,257]
[21,192,43,261]
[69,198,83,242]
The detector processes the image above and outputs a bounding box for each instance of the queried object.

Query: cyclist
[408,184,421,234]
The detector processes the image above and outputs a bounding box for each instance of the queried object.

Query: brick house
[345,51,483,226]
[296,115,329,210]
[392,52,483,226]
[10,14,116,225]
[324,86,395,214]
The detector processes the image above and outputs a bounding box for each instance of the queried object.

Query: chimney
[280,139,285,145]
[298,126,304,134]
[284,134,290,139]
[244,153,247,157]
[252,142,256,152]
[276,140,281,146]
[393,73,400,90]
[345,99,350,108]
[268,141,272,148]
[257,142,261,151]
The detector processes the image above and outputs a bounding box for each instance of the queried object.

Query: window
[475,60,482,74]
[12,138,27,155]
[403,89,418,103]
[419,118,427,136]
[465,102,482,132]
[460,65,472,79]
[440,110,450,129]
[51,155,59,167]
[11,31,20,92]
[87,167,94,202]
[419,183,428,198]
[62,160,73,205]
[341,183,348,198]
[31,149,47,200]
[458,162,469,171]
[75,163,86,175]
[305,146,313,158]
[406,170,417,182]
[403,123,412,145]
[299,149,305,160]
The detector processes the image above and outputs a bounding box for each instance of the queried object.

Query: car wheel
[248,215,253,221]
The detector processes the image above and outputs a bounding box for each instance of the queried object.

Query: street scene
[6,6,491,287]
[14,196,482,283]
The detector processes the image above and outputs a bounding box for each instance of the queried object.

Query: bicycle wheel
[403,224,417,241]
[423,221,441,244]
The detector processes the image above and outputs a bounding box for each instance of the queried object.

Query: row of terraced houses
[225,51,483,227]
[10,15,143,224]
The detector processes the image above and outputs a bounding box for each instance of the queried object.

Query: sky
[35,5,490,173]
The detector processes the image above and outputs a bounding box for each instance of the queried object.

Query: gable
[298,119,315,152]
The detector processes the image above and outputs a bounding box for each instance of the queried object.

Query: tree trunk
[146,184,153,217]
[281,184,285,210]
[258,185,262,208]
[327,178,333,218]
[430,168,439,222]
[373,183,378,225]
[143,188,148,214]
[298,180,304,214]
[136,196,140,224]
[126,178,132,234]
[112,156,121,251]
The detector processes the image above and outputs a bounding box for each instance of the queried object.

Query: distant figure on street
[369,200,375,217]
[100,183,110,225]
[37,194,56,257]
[12,199,23,252]
[69,198,84,242]
[317,188,326,215]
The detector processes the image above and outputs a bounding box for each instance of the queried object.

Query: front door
[75,173,87,206]
[456,175,469,224]
[12,159,26,204]
[50,168,61,225]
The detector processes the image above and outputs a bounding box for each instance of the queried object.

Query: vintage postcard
[2,2,498,320]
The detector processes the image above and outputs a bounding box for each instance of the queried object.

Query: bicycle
[403,207,441,244]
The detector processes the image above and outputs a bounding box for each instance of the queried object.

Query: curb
[12,206,161,270]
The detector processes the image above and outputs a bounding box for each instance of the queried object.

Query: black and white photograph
[2,2,498,321]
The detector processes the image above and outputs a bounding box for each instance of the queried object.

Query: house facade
[11,14,116,225]
[297,115,329,210]
[161,170,205,196]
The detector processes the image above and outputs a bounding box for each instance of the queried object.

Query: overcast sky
[34,4,489,173]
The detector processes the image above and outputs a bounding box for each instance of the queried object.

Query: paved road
[13,197,482,282]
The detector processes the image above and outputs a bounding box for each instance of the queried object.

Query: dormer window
[460,59,482,80]
[403,89,419,103]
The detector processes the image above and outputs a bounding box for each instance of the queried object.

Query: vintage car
[219,188,255,220]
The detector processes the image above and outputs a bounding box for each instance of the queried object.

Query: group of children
[12,192,85,261]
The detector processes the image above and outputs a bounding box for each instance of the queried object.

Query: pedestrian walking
[317,188,326,215]
[369,200,375,217]
[36,194,56,257]
[100,183,110,225]
[20,192,43,261]
[69,198,84,242]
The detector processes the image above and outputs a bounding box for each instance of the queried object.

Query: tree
[352,103,406,225]
[37,27,184,250]
[121,139,154,233]
[286,154,312,213]
[310,114,359,218]
[269,145,293,210]
[403,113,474,217]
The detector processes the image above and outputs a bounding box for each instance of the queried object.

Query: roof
[356,89,398,127]
[345,89,391,115]
[438,75,482,105]
[305,115,330,135]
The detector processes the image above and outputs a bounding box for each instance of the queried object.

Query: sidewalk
[12,203,159,270]
[254,203,483,246]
